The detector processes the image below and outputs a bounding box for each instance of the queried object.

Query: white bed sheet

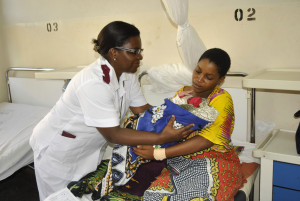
[0,102,50,180]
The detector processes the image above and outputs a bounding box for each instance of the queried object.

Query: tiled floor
[0,165,39,201]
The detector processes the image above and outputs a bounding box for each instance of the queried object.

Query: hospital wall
[0,0,299,132]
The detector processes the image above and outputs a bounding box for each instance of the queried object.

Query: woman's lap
[143,150,243,201]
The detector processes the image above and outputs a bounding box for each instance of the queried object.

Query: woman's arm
[166,135,213,157]
[97,115,194,146]
[130,104,151,114]
[133,135,213,160]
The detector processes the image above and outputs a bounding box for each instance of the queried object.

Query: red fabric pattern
[187,96,202,107]
[148,168,173,191]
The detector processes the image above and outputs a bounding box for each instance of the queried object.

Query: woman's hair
[199,48,231,77]
[92,21,140,58]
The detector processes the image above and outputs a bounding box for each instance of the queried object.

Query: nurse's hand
[160,115,194,143]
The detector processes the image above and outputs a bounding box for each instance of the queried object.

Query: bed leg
[253,169,260,201]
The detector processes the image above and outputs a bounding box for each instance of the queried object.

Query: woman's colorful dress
[68,87,244,201]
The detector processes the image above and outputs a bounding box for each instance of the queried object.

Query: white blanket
[0,102,50,180]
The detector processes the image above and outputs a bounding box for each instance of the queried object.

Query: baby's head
[198,48,231,78]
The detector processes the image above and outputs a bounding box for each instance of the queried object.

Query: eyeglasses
[115,47,143,55]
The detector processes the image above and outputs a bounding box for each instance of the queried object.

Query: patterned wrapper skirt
[101,146,244,201]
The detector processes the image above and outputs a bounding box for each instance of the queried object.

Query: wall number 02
[46,22,58,32]
[234,8,256,21]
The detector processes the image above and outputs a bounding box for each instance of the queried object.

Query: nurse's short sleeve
[127,74,147,107]
[76,79,119,127]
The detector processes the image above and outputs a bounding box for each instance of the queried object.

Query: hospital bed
[45,65,260,201]
[0,67,64,181]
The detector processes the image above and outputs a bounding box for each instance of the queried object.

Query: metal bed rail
[5,67,55,103]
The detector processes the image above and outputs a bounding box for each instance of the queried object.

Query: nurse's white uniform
[29,57,147,200]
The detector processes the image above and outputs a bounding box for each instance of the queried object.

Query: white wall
[190,0,300,74]
[0,2,8,101]
[0,0,179,68]
[2,0,300,71]
[0,0,299,131]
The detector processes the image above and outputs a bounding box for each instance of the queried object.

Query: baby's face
[192,59,224,98]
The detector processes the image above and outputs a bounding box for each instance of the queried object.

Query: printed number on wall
[46,22,58,32]
[234,8,256,21]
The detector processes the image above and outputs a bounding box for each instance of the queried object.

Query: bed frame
[5,67,64,107]
[5,67,55,103]
[1,67,63,180]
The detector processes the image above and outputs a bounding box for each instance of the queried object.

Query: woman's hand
[160,115,195,143]
[133,145,155,160]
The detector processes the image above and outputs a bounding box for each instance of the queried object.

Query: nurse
[29,21,194,200]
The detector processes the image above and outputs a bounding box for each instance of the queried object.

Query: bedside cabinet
[273,161,300,200]
[253,129,300,201]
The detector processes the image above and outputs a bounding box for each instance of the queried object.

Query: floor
[0,164,39,201]
[0,165,254,201]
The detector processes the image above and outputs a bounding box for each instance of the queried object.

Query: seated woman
[68,48,245,201]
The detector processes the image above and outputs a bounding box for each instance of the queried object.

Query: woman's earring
[113,58,116,61]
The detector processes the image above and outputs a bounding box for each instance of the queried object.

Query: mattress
[0,102,50,180]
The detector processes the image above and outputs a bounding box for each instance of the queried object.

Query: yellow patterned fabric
[176,87,234,152]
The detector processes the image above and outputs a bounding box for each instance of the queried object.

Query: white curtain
[146,63,193,93]
[162,0,206,71]
[145,0,207,93]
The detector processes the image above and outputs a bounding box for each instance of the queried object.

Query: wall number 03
[234,8,256,21]
[46,22,58,32]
